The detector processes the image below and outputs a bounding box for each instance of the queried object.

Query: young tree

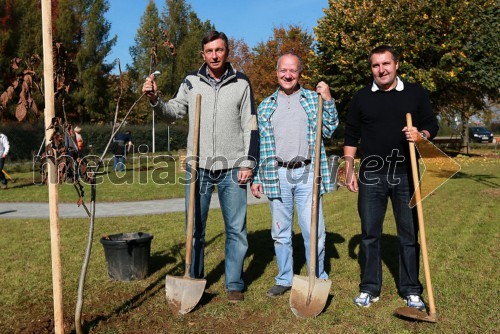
[129,0,162,83]
[160,0,212,97]
[127,0,163,122]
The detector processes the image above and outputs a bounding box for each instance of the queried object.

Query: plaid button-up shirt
[253,87,339,199]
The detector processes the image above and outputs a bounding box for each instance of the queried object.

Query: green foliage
[126,0,211,124]
[313,0,500,123]
[74,0,117,123]
[128,0,162,82]
[158,0,212,96]
[82,122,188,154]
[0,122,45,160]
[0,121,188,161]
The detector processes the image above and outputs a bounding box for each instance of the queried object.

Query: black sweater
[344,82,439,173]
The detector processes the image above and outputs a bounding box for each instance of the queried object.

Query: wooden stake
[41,1,64,332]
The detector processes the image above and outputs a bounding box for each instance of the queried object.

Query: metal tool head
[165,275,206,315]
[289,275,331,318]
[394,306,437,323]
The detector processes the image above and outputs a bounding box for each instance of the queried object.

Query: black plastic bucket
[100,232,154,281]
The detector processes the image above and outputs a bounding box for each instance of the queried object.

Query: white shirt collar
[371,76,404,92]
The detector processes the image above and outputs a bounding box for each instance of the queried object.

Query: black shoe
[266,285,291,297]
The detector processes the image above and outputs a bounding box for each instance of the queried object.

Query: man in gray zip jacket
[143,30,258,303]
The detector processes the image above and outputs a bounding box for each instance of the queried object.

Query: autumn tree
[243,25,315,103]
[313,0,499,133]
[0,0,44,122]
[228,38,251,73]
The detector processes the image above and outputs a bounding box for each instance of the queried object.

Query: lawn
[0,154,186,202]
[0,155,498,333]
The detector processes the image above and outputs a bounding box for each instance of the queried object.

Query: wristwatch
[420,131,427,139]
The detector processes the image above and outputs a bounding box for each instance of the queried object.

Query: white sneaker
[406,295,426,311]
[353,292,379,307]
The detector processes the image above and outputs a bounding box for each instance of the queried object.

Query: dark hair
[201,30,229,51]
[368,45,399,65]
[276,52,303,72]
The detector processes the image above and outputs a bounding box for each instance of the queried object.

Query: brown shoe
[227,291,244,303]
[0,184,6,189]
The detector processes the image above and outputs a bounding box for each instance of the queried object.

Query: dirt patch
[16,316,73,334]
[480,188,500,197]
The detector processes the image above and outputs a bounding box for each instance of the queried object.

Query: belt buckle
[289,161,304,169]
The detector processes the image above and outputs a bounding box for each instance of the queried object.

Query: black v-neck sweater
[344,82,439,173]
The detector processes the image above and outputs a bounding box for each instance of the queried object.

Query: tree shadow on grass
[453,171,499,188]
[202,228,347,293]
[290,231,345,312]
[245,228,275,288]
[203,229,276,291]
[292,231,346,279]
[348,233,400,293]
[84,233,224,332]
[84,248,182,332]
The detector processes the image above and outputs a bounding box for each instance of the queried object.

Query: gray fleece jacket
[152,63,259,171]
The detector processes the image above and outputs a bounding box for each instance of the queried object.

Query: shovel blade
[289,274,331,318]
[165,275,206,315]
[394,306,437,323]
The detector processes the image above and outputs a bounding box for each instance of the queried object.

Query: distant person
[113,130,132,172]
[74,126,84,154]
[344,45,438,310]
[142,30,258,303]
[0,132,10,189]
[251,53,339,297]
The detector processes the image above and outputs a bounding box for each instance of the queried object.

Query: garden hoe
[289,96,332,318]
[394,113,437,323]
[165,94,206,315]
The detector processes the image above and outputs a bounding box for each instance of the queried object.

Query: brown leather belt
[276,159,311,169]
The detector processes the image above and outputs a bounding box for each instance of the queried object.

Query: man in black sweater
[344,45,438,310]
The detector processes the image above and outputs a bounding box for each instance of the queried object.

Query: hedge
[0,121,188,161]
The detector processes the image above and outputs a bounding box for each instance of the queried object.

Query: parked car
[469,126,495,143]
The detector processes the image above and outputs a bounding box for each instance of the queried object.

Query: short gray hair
[276,52,303,72]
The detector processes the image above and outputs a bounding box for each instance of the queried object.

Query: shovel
[289,95,332,318]
[394,113,437,323]
[165,94,206,315]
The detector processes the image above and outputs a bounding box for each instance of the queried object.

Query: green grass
[0,156,498,333]
[0,155,186,202]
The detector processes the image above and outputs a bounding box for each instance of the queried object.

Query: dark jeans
[357,172,423,297]
[0,157,6,185]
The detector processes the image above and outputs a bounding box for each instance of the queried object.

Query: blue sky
[105,0,329,69]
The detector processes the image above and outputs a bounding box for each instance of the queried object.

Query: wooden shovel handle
[185,94,201,277]
[406,113,436,316]
[309,95,323,288]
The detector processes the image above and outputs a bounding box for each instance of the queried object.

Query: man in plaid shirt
[251,53,339,297]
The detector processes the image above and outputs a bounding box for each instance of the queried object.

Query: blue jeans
[269,166,328,287]
[185,166,248,292]
[114,155,125,172]
[357,172,423,297]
